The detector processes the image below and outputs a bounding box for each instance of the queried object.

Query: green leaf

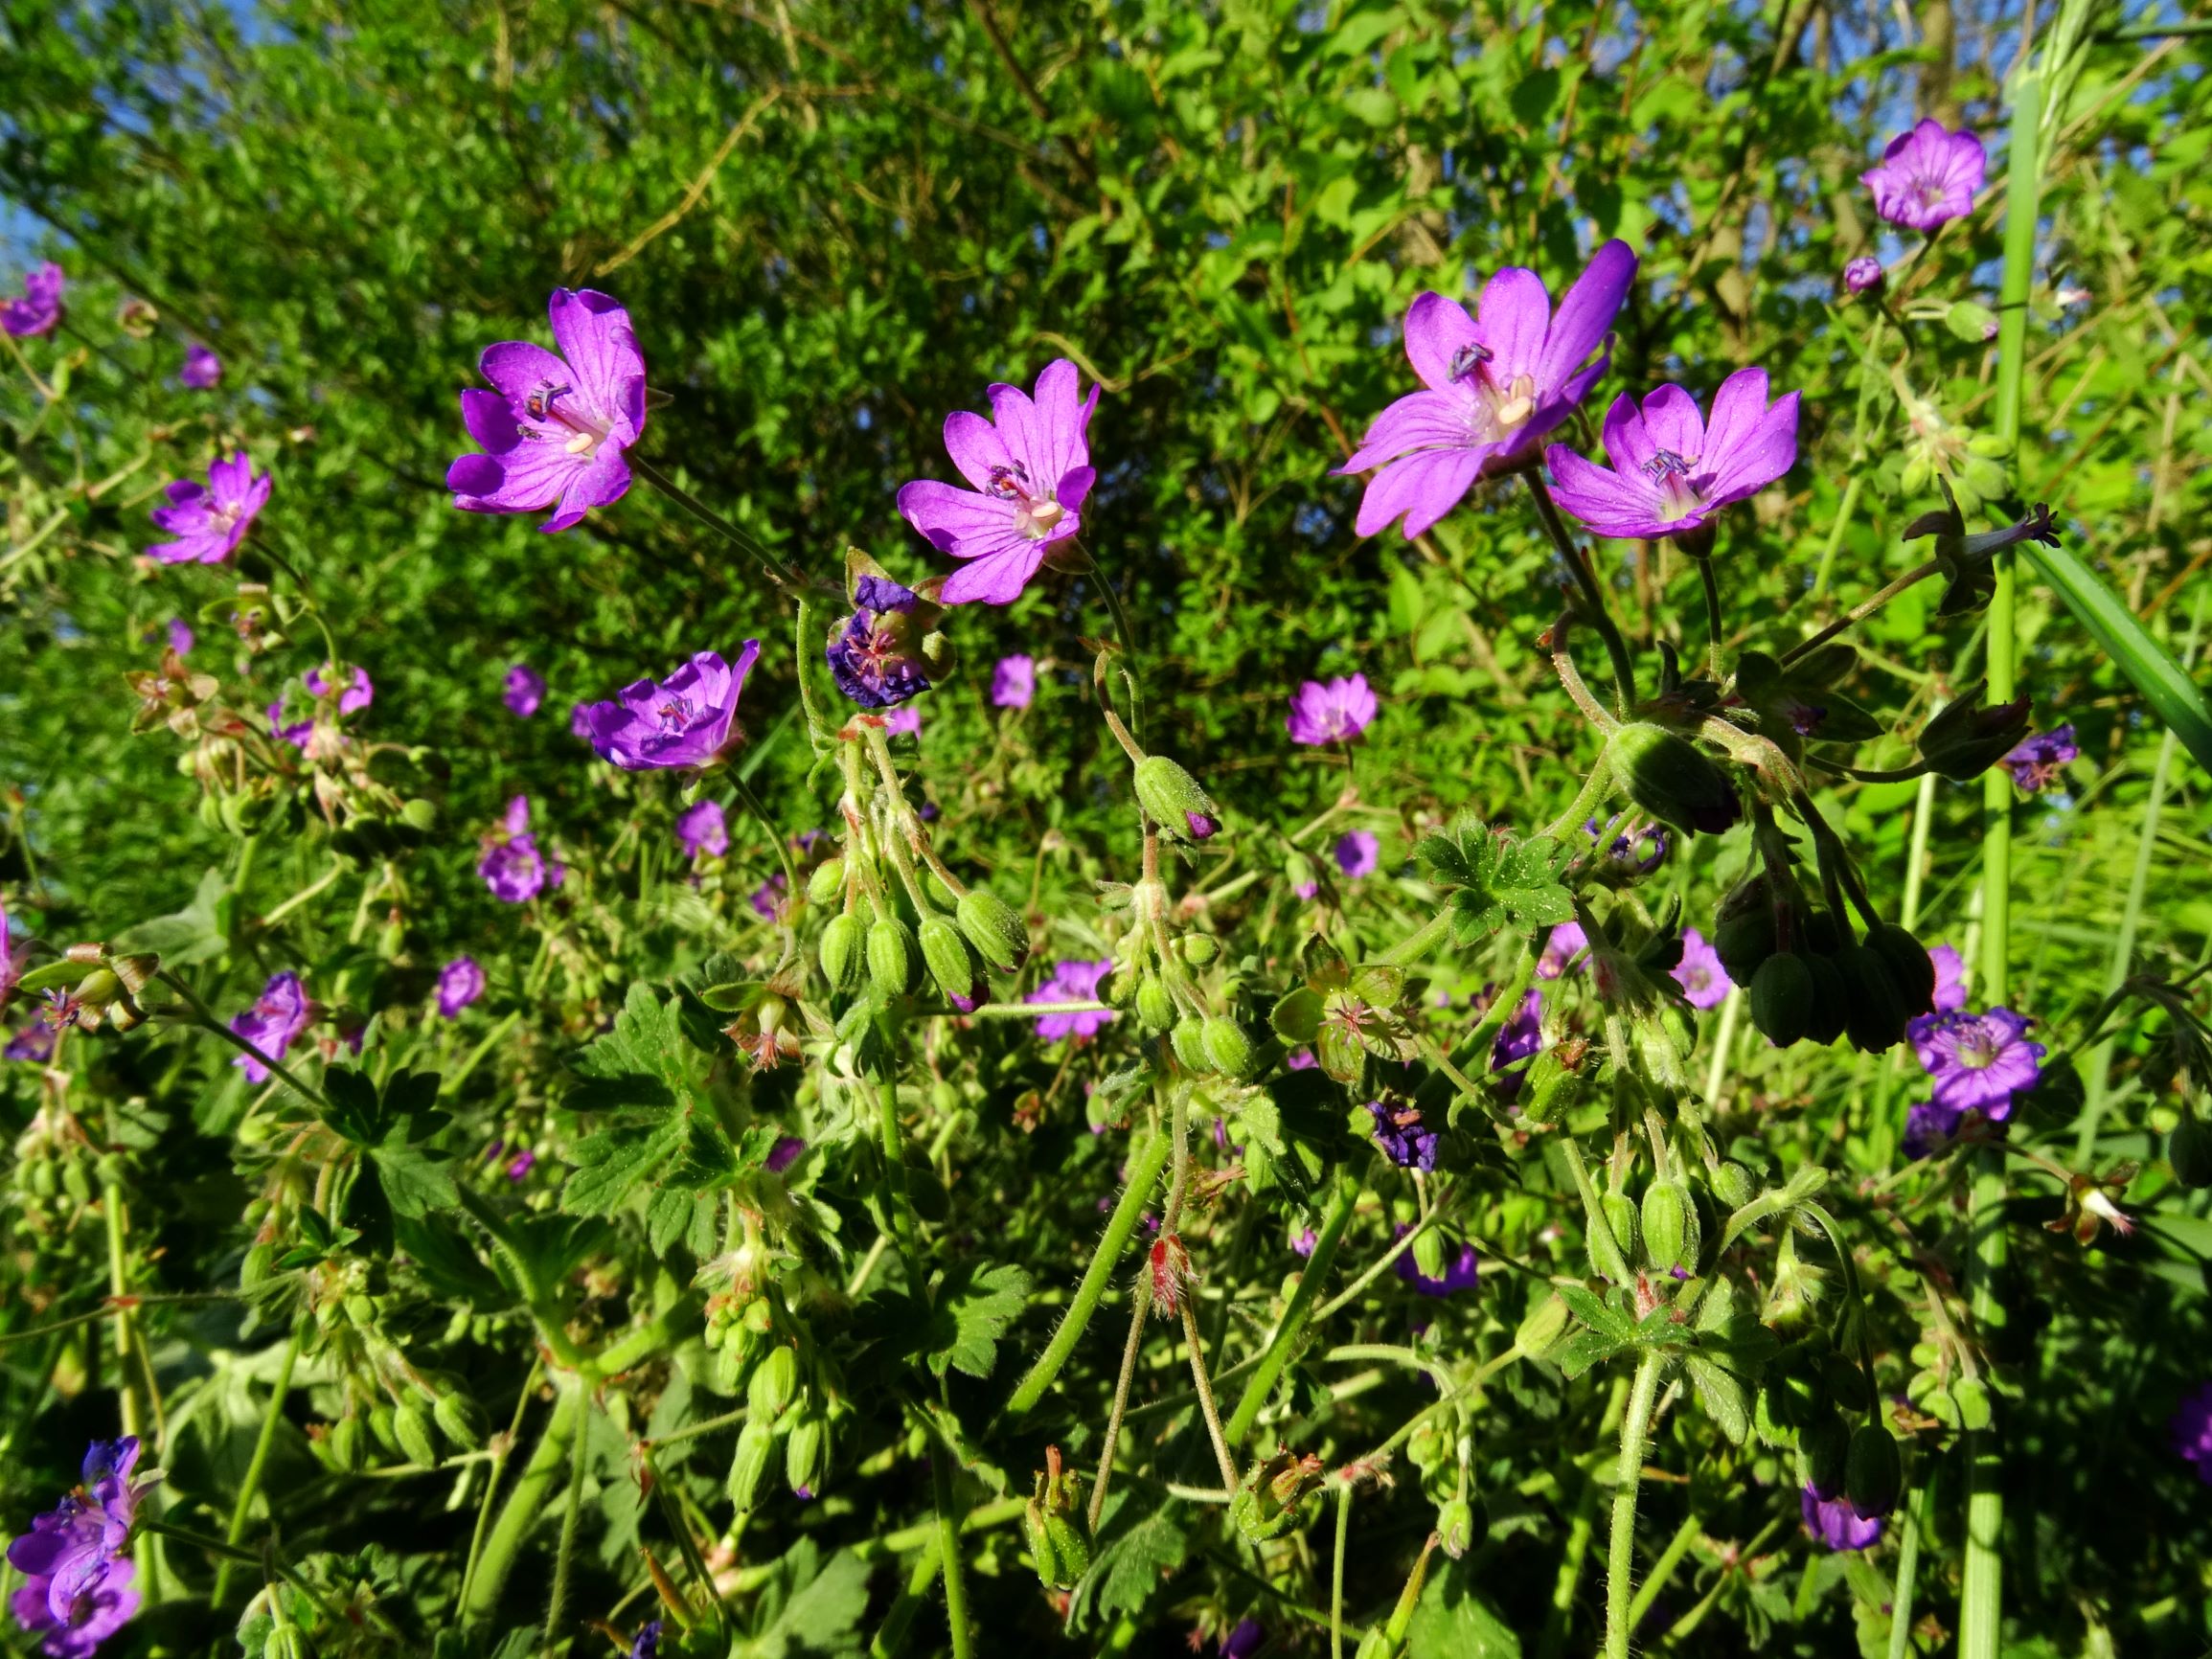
[1685,1354,1751,1444]
[110,867,228,966]
[934,1261,1032,1379]
[1552,1326,1628,1380]
[1093,1509,1188,1620]
[560,1119,686,1216]
[1556,1283,1636,1342]
[2024,539,2212,777]
[369,1141,458,1219]
[567,983,710,1116]
[1269,986,1323,1042]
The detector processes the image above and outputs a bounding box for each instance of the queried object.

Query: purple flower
[897,358,1099,605]
[2,262,63,338]
[676,800,729,859]
[1396,1239,1480,1297]
[583,645,760,771]
[1286,1048,1318,1071]
[1029,959,1115,1040]
[6,1020,56,1062]
[436,958,486,1019]
[2001,724,2077,792]
[1909,1007,2043,1115]
[480,796,558,903]
[1544,368,1799,543]
[992,653,1037,710]
[504,664,546,718]
[826,576,931,708]
[569,702,593,739]
[629,1620,664,1659]
[1538,921,1587,980]
[1287,673,1378,745]
[1,900,17,1007]
[1862,120,1987,231]
[230,973,309,1083]
[1585,815,1668,874]
[7,1439,148,1659]
[884,704,922,738]
[1290,1226,1317,1256]
[1930,944,1967,1012]
[2168,1382,2212,1486]
[1489,989,1544,1102]
[765,1135,807,1174]
[447,288,647,533]
[179,342,220,390]
[1336,240,1637,537]
[165,619,194,656]
[749,873,787,920]
[148,453,271,565]
[1801,1484,1882,1551]
[1334,829,1380,878]
[1902,1099,1962,1160]
[1220,1619,1264,1659]
[1671,927,1733,1011]
[306,664,373,715]
[507,1149,536,1182]
[1367,1099,1438,1171]
[1843,257,1884,296]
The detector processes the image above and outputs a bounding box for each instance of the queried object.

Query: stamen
[1448,342,1494,382]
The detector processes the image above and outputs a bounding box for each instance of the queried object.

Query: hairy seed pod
[1592,1192,1640,1279]
[1202,1016,1256,1079]
[1134,977,1175,1034]
[433,1390,490,1451]
[1023,1501,1060,1588]
[726,1419,778,1512]
[807,856,846,907]
[1805,952,1851,1046]
[955,887,1030,971]
[1863,923,1936,1016]
[1170,1015,1211,1072]
[1180,933,1219,966]
[784,1411,826,1496]
[866,916,919,998]
[1608,723,1742,835]
[327,1414,367,1473]
[1639,1180,1699,1275]
[368,1403,400,1458]
[818,912,865,993]
[919,916,982,1007]
[1749,952,1814,1047]
[1845,1425,1904,1518]
[1042,1513,1090,1584]
[394,1398,441,1468]
[1132,755,1222,842]
[749,1344,799,1422]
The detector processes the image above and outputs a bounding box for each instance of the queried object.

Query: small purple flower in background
[1538,921,1587,980]
[884,704,922,738]
[1029,959,1115,1040]
[1397,1239,1479,1298]
[1862,119,1987,231]
[6,1021,56,1062]
[8,1437,148,1659]
[1286,1048,1318,1071]
[897,358,1099,605]
[166,619,194,656]
[1287,673,1378,745]
[1586,815,1668,874]
[507,1149,536,1182]
[749,873,787,920]
[2,261,63,337]
[1544,368,1799,544]
[992,653,1037,710]
[827,576,932,708]
[436,958,486,1019]
[230,972,309,1082]
[267,699,313,750]
[1843,257,1884,296]
[1334,830,1380,878]
[765,1135,807,1174]
[1367,1098,1438,1171]
[628,1619,664,1659]
[306,663,373,715]
[447,287,647,533]
[1290,1226,1317,1257]
[1902,1100,1960,1160]
[1219,1619,1264,1659]
[1930,943,1968,1012]
[2169,1382,2212,1486]
[676,800,728,860]
[1,900,18,1006]
[583,644,760,771]
[1337,240,1637,537]
[179,342,221,390]
[568,702,593,739]
[2001,723,2077,792]
[1910,1007,2043,1116]
[148,453,271,565]
[1490,988,1545,1102]
[480,795,558,903]
[504,664,546,717]
[1671,927,1733,1010]
[1801,1485,1882,1551]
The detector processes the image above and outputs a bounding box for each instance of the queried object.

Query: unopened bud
[1608,723,1741,835]
[819,912,865,992]
[1133,755,1222,843]
[919,916,983,1008]
[866,916,919,997]
[1919,687,2033,781]
[1135,977,1175,1034]
[394,1398,441,1468]
[727,1419,777,1511]
[785,1411,826,1496]
[1838,944,1909,1055]
[955,887,1029,971]
[1844,1425,1903,1517]
[433,1390,490,1451]
[1749,952,1814,1047]
[1863,923,1935,1016]
[1201,1016,1255,1079]
[1171,1015,1210,1071]
[1639,1180,1699,1274]
[748,1344,799,1421]
[807,857,846,906]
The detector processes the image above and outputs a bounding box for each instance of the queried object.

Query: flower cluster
[478,795,561,903]
[7,1438,149,1658]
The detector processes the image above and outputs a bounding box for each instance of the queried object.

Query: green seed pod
[368,1403,401,1457]
[394,1398,441,1468]
[818,912,865,993]
[807,856,846,906]
[433,1390,490,1451]
[240,1240,277,1291]
[1804,952,1850,1046]
[1608,722,1741,835]
[1132,754,1221,842]
[1592,1192,1640,1279]
[1436,1496,1485,1559]
[1749,952,1814,1047]
[1135,976,1176,1034]
[1838,944,1908,1055]
[1042,1513,1090,1585]
[399,797,440,834]
[955,887,1029,971]
[1023,1501,1061,1588]
[1800,1411,1849,1500]
[1639,1180,1699,1275]
[784,1412,826,1496]
[866,916,919,997]
[1514,1291,1570,1357]
[2169,1108,2212,1189]
[1202,1016,1255,1079]
[1713,905,1779,986]
[1864,923,1936,1016]
[749,1344,799,1422]
[727,1419,778,1511]
[326,1414,368,1472]
[1800,907,1842,958]
[919,916,982,1006]
[1170,1015,1211,1072]
[1845,1425,1904,1518]
[1821,1352,1875,1417]
[1180,933,1219,966]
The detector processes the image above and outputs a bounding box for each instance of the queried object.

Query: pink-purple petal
[1356,447,1483,539]
[1639,384,1708,462]
[942,411,1017,494]
[479,340,569,405]
[1402,291,1481,392]
[1537,239,1637,392]
[549,288,646,424]
[1473,266,1551,382]
[940,544,1046,605]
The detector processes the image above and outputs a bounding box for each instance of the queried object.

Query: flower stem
[1809,474,1864,602]
[540,1381,592,1659]
[1526,473,1635,712]
[1180,1298,1240,1493]
[1085,1260,1155,1534]
[1885,1475,1936,1659]
[930,1448,974,1659]
[465,1379,582,1625]
[1779,559,1943,667]
[1697,555,1725,681]
[213,1326,302,1606]
[1604,1349,1668,1659]
[1331,1482,1352,1659]
[631,453,801,585]
[1078,543,1143,744]
[1223,1171,1358,1447]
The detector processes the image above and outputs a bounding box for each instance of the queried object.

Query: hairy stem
[1224,1172,1358,1446]
[214,1326,302,1606]
[1180,1299,1240,1493]
[465,1381,581,1625]
[930,1449,974,1659]
[540,1382,591,1659]
[1604,1350,1668,1659]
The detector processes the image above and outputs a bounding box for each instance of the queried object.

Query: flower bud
[1133,755,1222,842]
[1179,933,1219,966]
[1608,723,1741,835]
[1639,1180,1699,1275]
[727,1419,778,1511]
[1170,1015,1211,1071]
[1863,923,1936,1017]
[785,1410,826,1496]
[1590,1191,1640,1279]
[749,1344,799,1422]
[1837,944,1908,1055]
[819,912,865,993]
[395,1398,441,1468]
[1844,1425,1904,1517]
[807,857,846,906]
[1023,1500,1062,1588]
[955,887,1029,971]
[434,1389,490,1451]
[1749,952,1814,1047]
[2169,1108,2212,1190]
[1805,953,1850,1046]
[1135,976,1175,1034]
[1436,1496,1485,1558]
[327,1414,368,1473]
[368,1404,400,1457]
[1202,1016,1256,1079]
[1919,688,2034,782]
[919,916,984,1008]
[1712,905,1779,987]
[240,1241,277,1291]
[1801,1411,1849,1500]
[866,916,919,998]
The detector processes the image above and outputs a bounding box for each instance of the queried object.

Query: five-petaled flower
[896,358,1099,605]
[1366,1096,1438,1171]
[1028,958,1114,1040]
[582,645,759,771]
[148,454,271,565]
[7,1436,150,1659]
[2,261,63,338]
[230,972,310,1083]
[676,800,728,860]
[479,795,560,902]
[1334,830,1380,879]
[1800,1484,1882,1551]
[1909,1006,2043,1116]
[1671,927,1733,1011]
[1862,119,1987,231]
[1336,239,1637,537]
[447,288,648,533]
[1396,1237,1479,1297]
[1287,673,1378,745]
[436,958,486,1019]
[1544,368,1799,546]
[2001,724,2077,792]
[991,653,1037,710]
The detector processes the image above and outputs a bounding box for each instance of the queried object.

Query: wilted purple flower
[748,873,787,920]
[1029,959,1115,1040]
[1862,120,1986,231]
[1930,944,1967,1012]
[504,664,546,718]
[1290,1226,1317,1256]
[1538,921,1587,980]
[884,704,922,738]
[306,663,373,715]
[437,958,486,1019]
[230,972,309,1082]
[1334,830,1380,878]
[148,453,270,565]
[1909,1007,2043,1115]
[447,288,647,533]
[1337,241,1637,537]
[2,262,63,338]
[2000,724,2077,792]
[583,644,760,771]
[765,1135,807,1174]
[2169,1382,2212,1486]
[1801,1485,1882,1551]
[8,1438,148,1659]
[826,576,931,708]
[1545,368,1799,544]
[5,1021,56,1062]
[1671,928,1733,1011]
[1396,1240,1479,1297]
[676,800,728,860]
[897,359,1099,605]
[1843,257,1884,296]
[1367,1098,1438,1171]
[1287,674,1378,745]
[480,796,558,903]
[179,342,221,390]
[1219,1619,1264,1659]
[992,654,1037,710]
[266,698,313,750]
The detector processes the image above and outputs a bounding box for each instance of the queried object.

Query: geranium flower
[479,795,559,902]
[1334,829,1380,878]
[7,1438,150,1659]
[436,958,486,1019]
[1909,1007,2043,1115]
[1862,120,1986,231]
[1801,1485,1882,1551]
[1366,1097,1438,1170]
[884,704,922,738]
[1929,943,1967,1012]
[1538,921,1587,980]
[896,358,1099,605]
[179,342,220,389]
[1489,988,1545,1101]
[1544,369,1799,544]
[1336,240,1637,537]
[1029,959,1114,1040]
[1287,674,1377,745]
[447,288,648,533]
[2,262,63,338]
[2001,724,2077,792]
[582,645,760,771]
[1844,257,1884,295]
[148,454,271,565]
[504,664,546,718]
[1671,927,1733,1010]
[991,654,1037,710]
[826,576,932,708]
[1396,1239,1479,1297]
[230,972,310,1082]
[676,800,728,859]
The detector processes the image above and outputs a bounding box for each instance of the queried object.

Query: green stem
[869,1535,943,1659]
[1223,1172,1358,1447]
[214,1327,302,1606]
[442,1010,521,1099]
[930,1450,974,1659]
[465,1382,582,1625]
[1377,910,1451,969]
[1004,1125,1170,1417]
[1886,1476,1936,1659]
[1080,543,1143,744]
[541,1385,591,1659]
[1627,1512,1701,1634]
[1541,759,1619,843]
[1331,1483,1352,1659]
[1604,1351,1668,1659]
[156,969,333,1112]
[630,453,797,581]
[1526,473,1636,711]
[1809,474,1865,602]
[1697,555,1724,681]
